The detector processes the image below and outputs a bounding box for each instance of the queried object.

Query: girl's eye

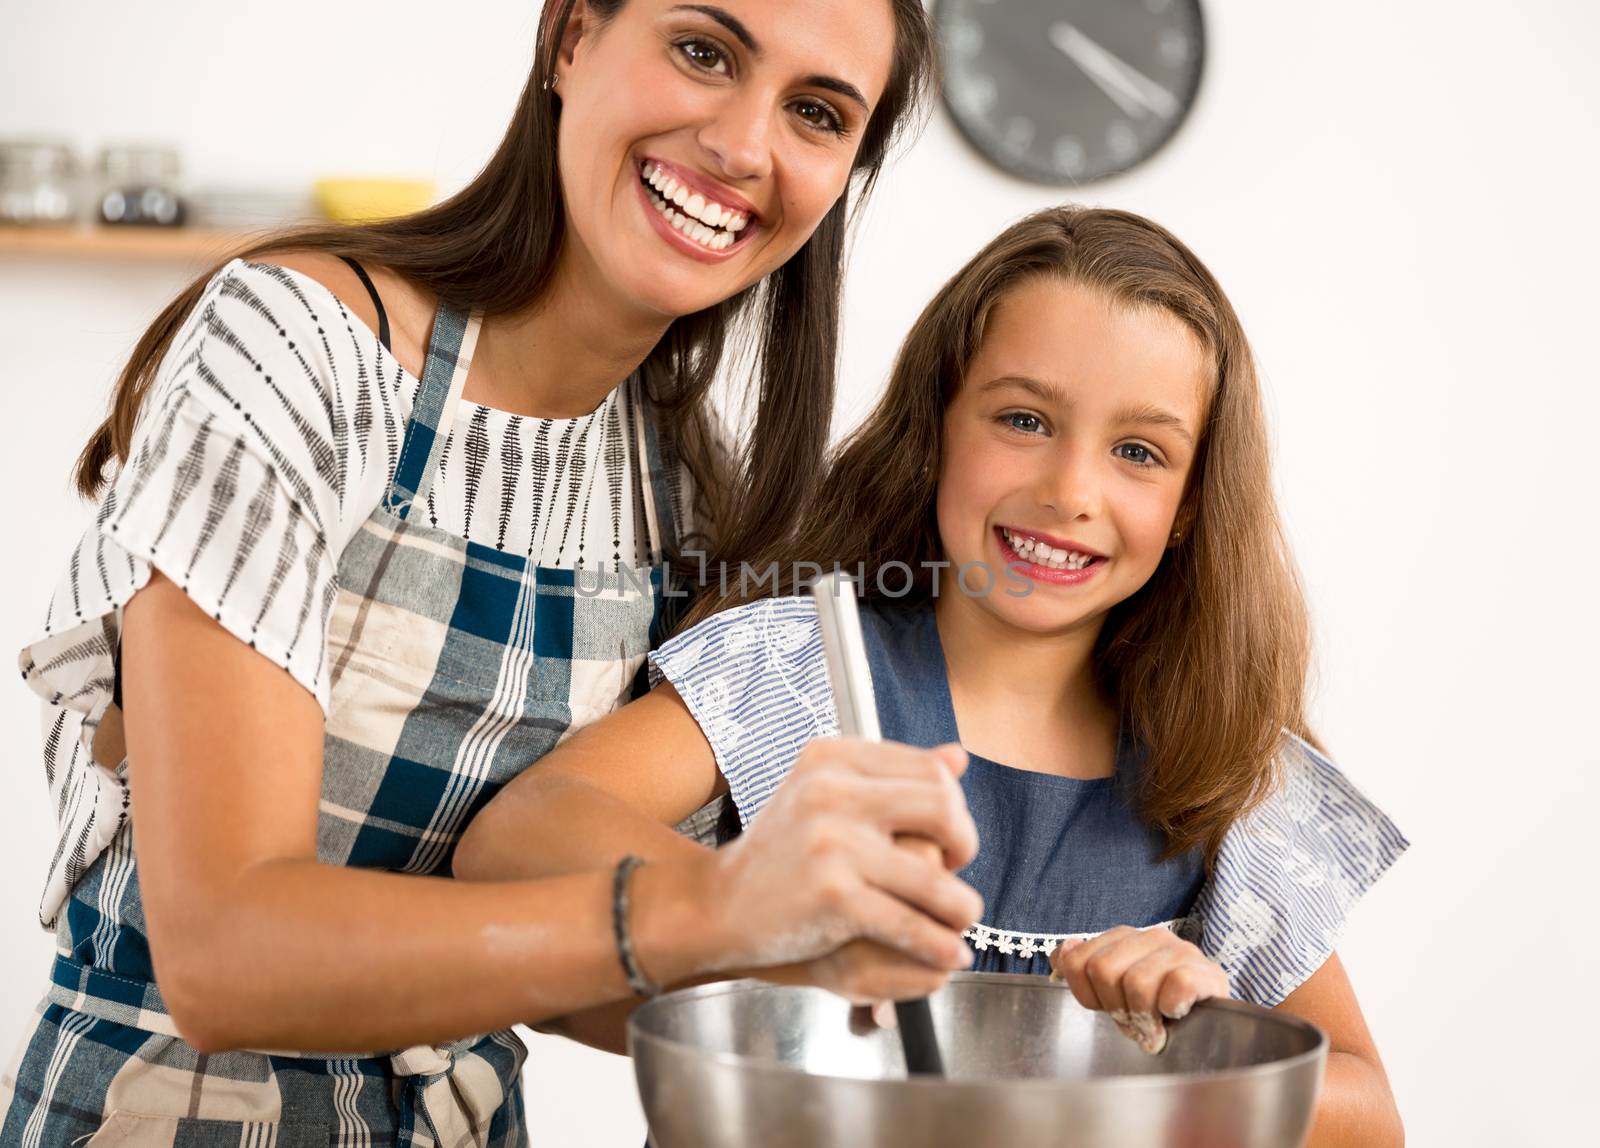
[677,37,730,75]
[1115,443,1159,466]
[793,97,847,136]
[1002,412,1046,435]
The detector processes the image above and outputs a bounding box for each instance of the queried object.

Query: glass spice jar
[97,143,186,227]
[0,140,80,225]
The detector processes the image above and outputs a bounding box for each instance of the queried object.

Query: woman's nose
[696,88,774,182]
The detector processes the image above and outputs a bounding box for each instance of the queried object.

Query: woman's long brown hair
[693,207,1314,862]
[73,0,936,580]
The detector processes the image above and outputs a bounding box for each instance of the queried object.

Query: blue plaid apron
[1,304,685,1146]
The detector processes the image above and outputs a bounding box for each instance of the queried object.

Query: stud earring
[545,73,560,92]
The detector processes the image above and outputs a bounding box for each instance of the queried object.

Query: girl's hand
[704,738,983,986]
[1049,927,1230,1054]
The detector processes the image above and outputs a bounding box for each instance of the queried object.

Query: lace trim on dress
[962,917,1189,958]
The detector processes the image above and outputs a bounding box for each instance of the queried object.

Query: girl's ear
[1168,501,1197,549]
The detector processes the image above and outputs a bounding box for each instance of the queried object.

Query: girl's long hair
[695,207,1314,862]
[73,0,936,579]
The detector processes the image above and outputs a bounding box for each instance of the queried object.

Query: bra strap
[339,255,391,354]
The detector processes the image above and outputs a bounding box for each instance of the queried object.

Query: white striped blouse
[18,259,685,929]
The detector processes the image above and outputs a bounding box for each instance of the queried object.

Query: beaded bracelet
[612,855,662,999]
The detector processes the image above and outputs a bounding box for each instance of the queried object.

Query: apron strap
[387,306,482,519]
[630,375,683,562]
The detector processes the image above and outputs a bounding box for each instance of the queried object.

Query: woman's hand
[1048,926,1230,1054]
[700,738,983,985]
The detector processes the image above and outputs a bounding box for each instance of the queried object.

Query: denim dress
[859,603,1204,975]
[649,595,1408,1005]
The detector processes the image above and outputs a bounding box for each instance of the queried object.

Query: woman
[0,2,981,1143]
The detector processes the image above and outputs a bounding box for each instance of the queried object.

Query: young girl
[456,207,1408,1143]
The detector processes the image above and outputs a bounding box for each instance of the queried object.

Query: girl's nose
[1038,448,1102,520]
[696,88,774,182]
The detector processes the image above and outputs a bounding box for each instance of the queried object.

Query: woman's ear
[548,0,596,90]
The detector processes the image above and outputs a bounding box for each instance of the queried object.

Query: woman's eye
[1003,412,1045,435]
[1116,443,1158,466]
[793,98,846,136]
[677,38,730,75]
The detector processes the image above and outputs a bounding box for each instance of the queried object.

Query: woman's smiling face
[936,276,1211,637]
[552,0,896,321]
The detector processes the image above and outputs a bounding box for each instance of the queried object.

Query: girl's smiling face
[554,0,896,321]
[936,276,1210,637]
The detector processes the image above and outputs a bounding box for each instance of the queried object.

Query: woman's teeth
[1002,528,1098,571]
[641,163,748,253]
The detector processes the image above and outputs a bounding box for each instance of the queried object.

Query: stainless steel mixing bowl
[630,973,1327,1148]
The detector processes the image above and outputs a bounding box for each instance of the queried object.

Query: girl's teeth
[684,192,706,218]
[672,185,689,207]
[1005,529,1094,571]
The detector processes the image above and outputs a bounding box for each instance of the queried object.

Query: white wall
[3,2,1596,1144]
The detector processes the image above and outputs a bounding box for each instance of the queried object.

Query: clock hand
[1049,22,1144,118]
[1048,21,1180,121]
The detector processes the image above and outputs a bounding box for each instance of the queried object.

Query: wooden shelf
[0,225,257,262]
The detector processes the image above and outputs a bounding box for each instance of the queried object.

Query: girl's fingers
[1051,928,1230,1054]
[1120,946,1181,1018]
[1114,1009,1168,1055]
[1059,927,1167,1015]
[1050,935,1105,1011]
[1118,948,1224,1055]
[1112,949,1175,1052]
[1154,959,1230,1021]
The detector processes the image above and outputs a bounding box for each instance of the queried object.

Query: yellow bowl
[313,178,435,223]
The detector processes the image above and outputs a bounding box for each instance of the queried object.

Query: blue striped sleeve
[647,597,837,827]
[1190,735,1409,1006]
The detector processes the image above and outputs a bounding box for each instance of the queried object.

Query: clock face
[936,0,1206,185]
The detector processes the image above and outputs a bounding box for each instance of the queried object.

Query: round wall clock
[936,0,1206,185]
